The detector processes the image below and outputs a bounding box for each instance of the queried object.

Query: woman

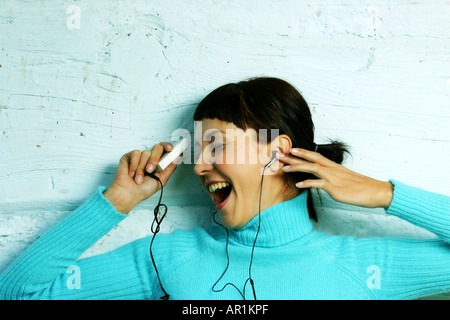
[1,77,449,300]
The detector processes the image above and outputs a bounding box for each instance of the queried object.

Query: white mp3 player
[155,138,190,172]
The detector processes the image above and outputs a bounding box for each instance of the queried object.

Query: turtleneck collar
[228,191,313,247]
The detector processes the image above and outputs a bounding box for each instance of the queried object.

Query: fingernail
[167,145,173,151]
[130,171,135,178]
[291,148,300,153]
[277,153,285,158]
[296,182,304,187]
[282,165,290,171]
[146,164,154,173]
[136,175,143,184]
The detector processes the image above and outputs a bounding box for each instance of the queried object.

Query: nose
[193,150,215,177]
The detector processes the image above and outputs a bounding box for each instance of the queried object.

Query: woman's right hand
[103,142,179,214]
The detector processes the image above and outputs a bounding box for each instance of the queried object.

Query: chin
[213,198,239,229]
[208,185,254,229]
[216,210,243,229]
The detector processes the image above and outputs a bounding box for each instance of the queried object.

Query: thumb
[117,153,132,177]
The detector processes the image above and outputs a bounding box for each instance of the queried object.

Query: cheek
[219,163,261,191]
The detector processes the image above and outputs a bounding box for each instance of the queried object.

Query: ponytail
[315,140,350,165]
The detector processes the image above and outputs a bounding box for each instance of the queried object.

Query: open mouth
[207,181,233,210]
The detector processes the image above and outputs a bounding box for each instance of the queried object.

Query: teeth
[208,182,230,193]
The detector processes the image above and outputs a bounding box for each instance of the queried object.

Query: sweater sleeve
[385,179,450,244]
[335,180,450,300]
[0,188,157,300]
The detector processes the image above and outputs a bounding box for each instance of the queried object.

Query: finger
[278,153,311,165]
[118,150,139,178]
[127,150,141,178]
[135,150,151,184]
[296,179,326,189]
[282,162,326,179]
[289,148,337,167]
[146,143,165,173]
[160,141,173,152]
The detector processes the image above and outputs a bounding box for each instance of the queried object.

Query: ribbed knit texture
[0,180,449,300]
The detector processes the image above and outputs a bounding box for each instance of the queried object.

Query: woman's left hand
[279,148,394,209]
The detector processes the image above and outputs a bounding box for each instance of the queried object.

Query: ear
[276,134,292,156]
[264,134,292,174]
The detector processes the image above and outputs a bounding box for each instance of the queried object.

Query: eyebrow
[204,128,227,138]
[194,129,227,146]
[208,129,227,134]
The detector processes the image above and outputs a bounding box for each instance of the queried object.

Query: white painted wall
[1,0,449,298]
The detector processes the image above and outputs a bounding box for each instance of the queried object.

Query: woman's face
[193,118,291,228]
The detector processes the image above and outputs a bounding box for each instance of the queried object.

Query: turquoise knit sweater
[1,179,449,300]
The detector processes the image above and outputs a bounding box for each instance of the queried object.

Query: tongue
[214,186,230,205]
[215,195,220,205]
[215,189,224,205]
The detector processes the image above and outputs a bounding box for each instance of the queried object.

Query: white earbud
[265,150,278,169]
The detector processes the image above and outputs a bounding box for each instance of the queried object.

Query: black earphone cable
[250,166,265,299]
[211,212,248,299]
[147,170,170,300]
[211,165,267,300]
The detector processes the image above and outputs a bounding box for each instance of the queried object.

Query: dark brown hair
[193,76,350,222]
